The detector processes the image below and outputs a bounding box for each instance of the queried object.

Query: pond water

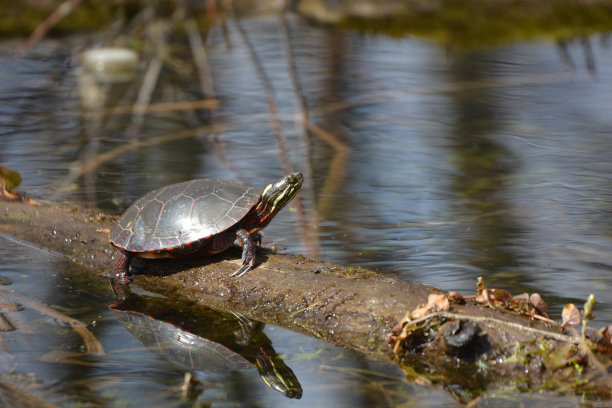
[1,12,612,407]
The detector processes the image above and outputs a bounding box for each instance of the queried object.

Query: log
[1,199,610,401]
[0,200,438,355]
[0,200,529,352]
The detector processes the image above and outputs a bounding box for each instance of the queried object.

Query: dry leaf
[561,303,580,328]
[490,289,512,304]
[0,165,22,190]
[529,293,548,317]
[511,293,530,309]
[410,294,450,319]
[448,291,465,305]
[596,325,612,355]
[427,293,450,312]
[602,325,612,343]
[476,288,511,308]
[410,304,431,319]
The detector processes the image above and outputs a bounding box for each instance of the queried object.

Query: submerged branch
[232,12,315,258]
[185,18,216,100]
[0,378,59,408]
[78,99,219,117]
[0,287,104,356]
[52,123,227,197]
[17,0,83,56]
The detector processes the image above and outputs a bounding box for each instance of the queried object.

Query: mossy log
[1,199,610,401]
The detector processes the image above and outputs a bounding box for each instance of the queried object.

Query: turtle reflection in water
[109,281,302,399]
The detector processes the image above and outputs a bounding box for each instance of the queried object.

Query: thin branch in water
[278,13,321,258]
[0,313,15,332]
[124,13,174,142]
[185,18,216,99]
[232,12,292,173]
[183,16,233,167]
[232,11,313,257]
[310,73,573,118]
[0,377,59,408]
[17,0,83,56]
[125,54,163,141]
[53,124,227,197]
[0,287,104,355]
[278,14,350,224]
[82,99,219,117]
[279,14,308,122]
[304,121,351,219]
[217,0,234,49]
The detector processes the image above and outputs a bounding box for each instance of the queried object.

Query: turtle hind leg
[112,249,132,285]
[230,229,257,277]
[107,249,132,304]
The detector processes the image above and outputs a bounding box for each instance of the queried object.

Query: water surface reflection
[109,279,303,399]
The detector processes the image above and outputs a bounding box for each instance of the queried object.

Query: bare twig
[405,311,575,344]
[279,15,308,122]
[232,12,313,255]
[81,99,219,117]
[183,16,235,172]
[53,124,227,197]
[217,0,234,49]
[277,15,350,223]
[564,326,609,377]
[232,13,292,172]
[0,287,104,355]
[17,0,83,56]
[0,378,59,408]
[125,54,163,141]
[185,18,216,99]
[124,14,174,141]
[278,14,321,258]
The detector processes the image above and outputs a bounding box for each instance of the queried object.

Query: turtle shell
[111,306,253,372]
[110,179,261,254]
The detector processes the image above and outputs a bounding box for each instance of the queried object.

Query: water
[1,13,612,407]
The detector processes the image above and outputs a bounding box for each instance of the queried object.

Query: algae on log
[1,200,611,399]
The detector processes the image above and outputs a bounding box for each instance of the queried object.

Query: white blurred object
[82,47,139,83]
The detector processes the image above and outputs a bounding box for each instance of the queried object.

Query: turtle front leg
[230,229,258,277]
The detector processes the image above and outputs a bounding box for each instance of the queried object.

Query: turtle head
[255,172,303,226]
[254,347,303,399]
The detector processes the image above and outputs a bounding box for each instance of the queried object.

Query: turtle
[110,172,303,284]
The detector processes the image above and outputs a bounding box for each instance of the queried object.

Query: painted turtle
[110,172,303,283]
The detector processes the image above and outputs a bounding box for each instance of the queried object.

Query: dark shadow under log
[1,200,610,401]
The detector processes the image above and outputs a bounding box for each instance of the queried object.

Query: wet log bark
[1,199,610,400]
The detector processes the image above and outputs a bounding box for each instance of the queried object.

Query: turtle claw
[230,262,252,278]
